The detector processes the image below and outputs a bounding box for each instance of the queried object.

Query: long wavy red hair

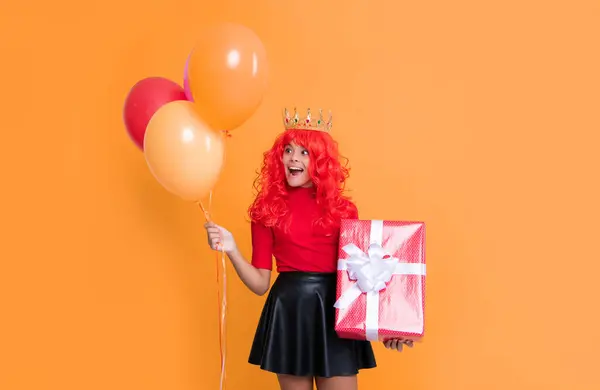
[248,129,355,231]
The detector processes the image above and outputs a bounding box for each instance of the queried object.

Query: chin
[285,175,312,188]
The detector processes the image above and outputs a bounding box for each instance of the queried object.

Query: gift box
[334,219,426,342]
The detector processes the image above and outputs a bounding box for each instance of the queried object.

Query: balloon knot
[222,130,232,138]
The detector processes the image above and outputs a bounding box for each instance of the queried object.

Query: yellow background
[2,1,599,389]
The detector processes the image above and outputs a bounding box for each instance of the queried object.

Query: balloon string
[217,131,229,390]
[197,191,213,222]
[218,246,227,390]
[196,192,227,390]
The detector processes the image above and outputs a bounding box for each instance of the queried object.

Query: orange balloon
[143,100,225,201]
[188,22,269,131]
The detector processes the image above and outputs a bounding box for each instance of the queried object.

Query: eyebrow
[284,143,306,150]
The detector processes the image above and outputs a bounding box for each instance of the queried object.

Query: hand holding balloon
[204,222,237,253]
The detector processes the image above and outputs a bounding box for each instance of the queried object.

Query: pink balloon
[183,53,194,102]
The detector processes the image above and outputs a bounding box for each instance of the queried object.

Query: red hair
[248,129,356,231]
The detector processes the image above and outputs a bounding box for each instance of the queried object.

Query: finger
[209,238,221,249]
[204,221,216,228]
[207,227,220,235]
[384,340,391,349]
[405,340,414,348]
[393,339,403,351]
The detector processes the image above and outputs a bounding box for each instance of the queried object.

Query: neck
[286,185,315,195]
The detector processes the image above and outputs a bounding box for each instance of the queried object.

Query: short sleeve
[251,221,274,270]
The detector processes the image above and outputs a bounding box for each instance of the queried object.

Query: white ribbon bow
[335,243,399,304]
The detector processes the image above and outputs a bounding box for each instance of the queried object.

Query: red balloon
[123,77,187,150]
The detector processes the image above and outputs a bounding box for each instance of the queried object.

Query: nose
[291,150,301,161]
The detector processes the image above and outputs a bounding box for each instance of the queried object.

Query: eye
[301,149,309,156]
[284,147,292,154]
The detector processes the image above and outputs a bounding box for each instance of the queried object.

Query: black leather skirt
[248,271,377,377]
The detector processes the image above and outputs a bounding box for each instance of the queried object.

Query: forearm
[226,248,271,296]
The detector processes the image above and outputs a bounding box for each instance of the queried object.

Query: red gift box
[334,219,426,342]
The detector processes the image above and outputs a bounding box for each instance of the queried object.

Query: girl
[204,109,412,390]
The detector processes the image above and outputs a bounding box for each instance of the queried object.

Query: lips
[288,167,304,176]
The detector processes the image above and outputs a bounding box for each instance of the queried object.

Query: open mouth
[288,167,304,176]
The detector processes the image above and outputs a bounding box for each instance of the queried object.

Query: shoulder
[251,220,273,234]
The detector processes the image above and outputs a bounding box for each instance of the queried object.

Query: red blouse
[251,186,358,273]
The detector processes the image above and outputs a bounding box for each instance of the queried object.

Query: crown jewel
[283,108,332,132]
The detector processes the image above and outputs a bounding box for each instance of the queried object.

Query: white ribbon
[334,220,426,341]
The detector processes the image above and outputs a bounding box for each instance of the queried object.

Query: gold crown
[283,108,332,132]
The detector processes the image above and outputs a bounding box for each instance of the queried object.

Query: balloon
[143,100,225,201]
[187,22,269,131]
[123,77,187,150]
[183,53,194,102]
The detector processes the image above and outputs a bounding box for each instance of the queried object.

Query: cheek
[303,156,310,168]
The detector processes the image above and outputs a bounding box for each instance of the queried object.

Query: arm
[225,247,271,296]
[204,221,272,296]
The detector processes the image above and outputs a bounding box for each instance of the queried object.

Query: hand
[204,222,237,253]
[383,338,414,352]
